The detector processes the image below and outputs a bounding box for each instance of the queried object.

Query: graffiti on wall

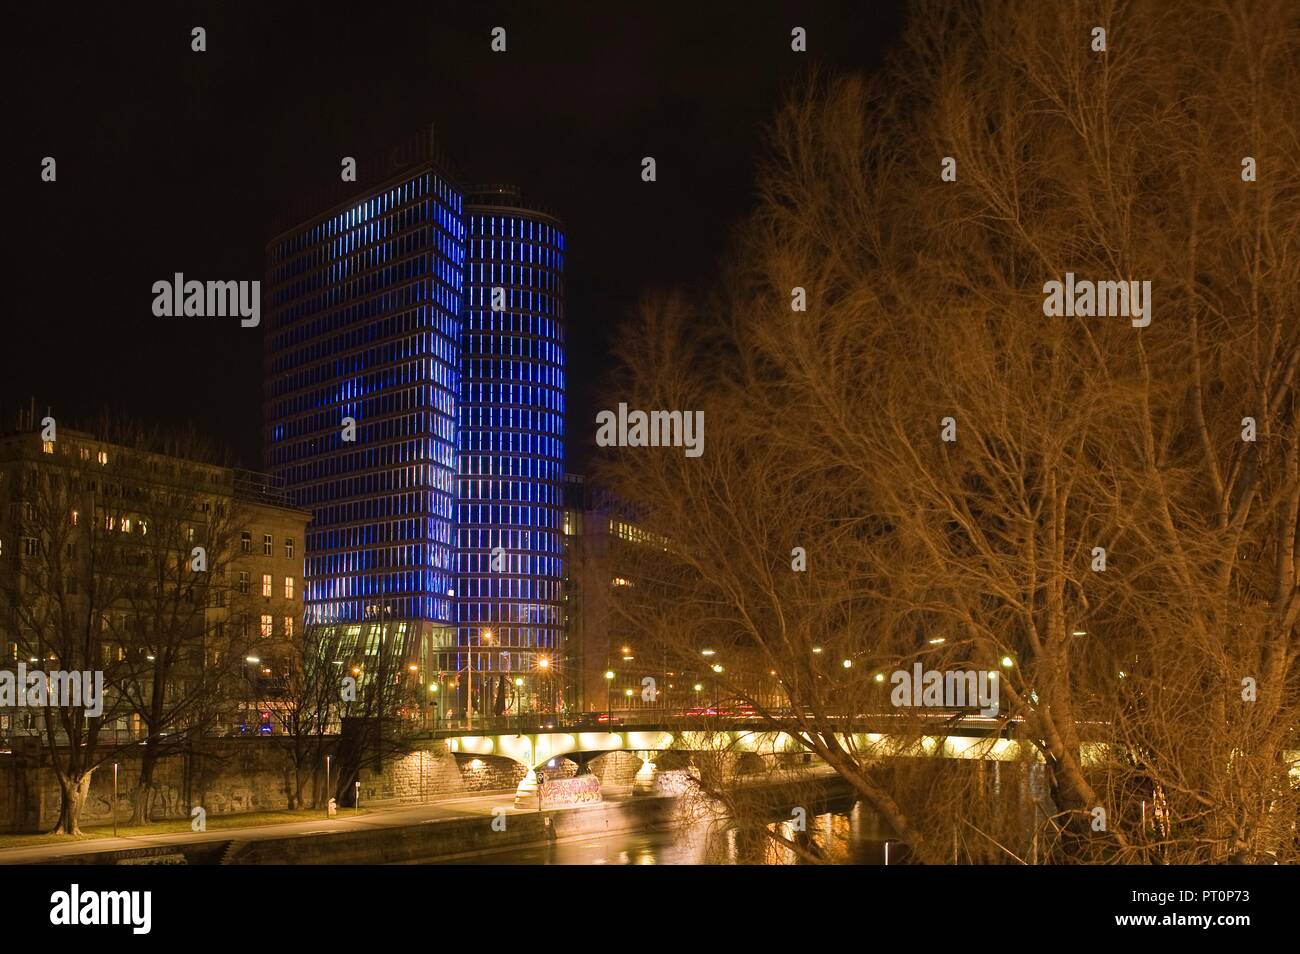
[538,773,602,809]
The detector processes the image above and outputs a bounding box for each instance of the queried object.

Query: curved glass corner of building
[455,199,566,702]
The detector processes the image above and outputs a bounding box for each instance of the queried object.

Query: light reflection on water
[443,801,897,865]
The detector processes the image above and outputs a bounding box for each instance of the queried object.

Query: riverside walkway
[0,790,530,865]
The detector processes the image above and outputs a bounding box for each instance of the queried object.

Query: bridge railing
[429,711,671,735]
[423,707,1017,737]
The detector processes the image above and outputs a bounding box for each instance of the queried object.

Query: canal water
[446,799,898,865]
[437,760,1040,864]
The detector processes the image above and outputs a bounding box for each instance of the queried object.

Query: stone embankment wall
[0,738,649,833]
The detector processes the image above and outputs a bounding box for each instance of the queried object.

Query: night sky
[12,1,906,472]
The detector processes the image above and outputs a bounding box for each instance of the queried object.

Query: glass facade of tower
[456,189,566,702]
[264,168,465,636]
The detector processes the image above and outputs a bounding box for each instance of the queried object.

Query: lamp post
[701,650,721,712]
[324,754,331,816]
[604,669,615,717]
[470,628,494,732]
[514,677,524,732]
[662,648,668,715]
[112,763,118,837]
[538,656,550,717]
[465,650,474,732]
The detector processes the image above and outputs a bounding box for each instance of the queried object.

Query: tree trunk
[128,740,161,824]
[290,763,306,810]
[54,773,92,835]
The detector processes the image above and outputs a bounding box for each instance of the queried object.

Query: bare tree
[106,426,254,823]
[274,622,349,809]
[1,438,133,833]
[597,0,1299,863]
[330,616,423,806]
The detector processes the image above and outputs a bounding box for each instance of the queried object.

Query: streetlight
[512,676,525,732]
[468,631,493,731]
[604,669,615,715]
[709,664,723,710]
[537,656,551,715]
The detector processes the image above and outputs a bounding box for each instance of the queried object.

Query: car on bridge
[568,711,623,727]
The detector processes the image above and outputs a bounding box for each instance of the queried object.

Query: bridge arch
[448,730,682,772]
[447,728,819,805]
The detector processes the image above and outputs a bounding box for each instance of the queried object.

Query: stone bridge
[441,720,1038,806]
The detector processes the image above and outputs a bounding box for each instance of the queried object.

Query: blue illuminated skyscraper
[264,140,567,716]
[457,186,566,711]
[263,139,465,663]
